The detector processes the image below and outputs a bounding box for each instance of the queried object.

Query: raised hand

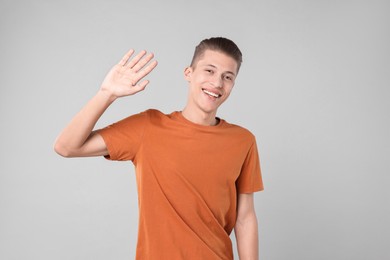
[100,49,158,99]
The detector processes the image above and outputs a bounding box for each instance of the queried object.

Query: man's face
[184,50,238,115]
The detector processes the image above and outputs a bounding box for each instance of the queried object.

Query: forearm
[54,49,157,157]
[235,211,259,260]
[54,89,115,156]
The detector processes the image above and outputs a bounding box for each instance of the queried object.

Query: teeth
[203,89,220,98]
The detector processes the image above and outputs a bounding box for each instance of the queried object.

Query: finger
[135,60,158,81]
[118,49,135,66]
[132,80,150,93]
[126,50,147,69]
[132,53,155,73]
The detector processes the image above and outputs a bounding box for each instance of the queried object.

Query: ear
[184,67,192,81]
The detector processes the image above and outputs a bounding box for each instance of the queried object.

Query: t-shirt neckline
[171,111,225,129]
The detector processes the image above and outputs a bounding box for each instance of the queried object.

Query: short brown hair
[190,37,243,72]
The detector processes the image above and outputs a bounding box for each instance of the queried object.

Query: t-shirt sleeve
[96,111,148,161]
[236,139,264,193]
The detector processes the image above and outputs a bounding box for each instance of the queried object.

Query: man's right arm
[54,49,158,158]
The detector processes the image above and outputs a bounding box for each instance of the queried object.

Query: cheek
[224,85,234,94]
[196,75,208,84]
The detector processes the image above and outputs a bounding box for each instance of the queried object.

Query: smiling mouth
[202,89,221,98]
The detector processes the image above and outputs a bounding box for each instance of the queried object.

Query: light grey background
[1,0,389,259]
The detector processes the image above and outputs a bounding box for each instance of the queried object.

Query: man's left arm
[234,193,259,260]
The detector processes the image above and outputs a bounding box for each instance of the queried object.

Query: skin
[54,48,259,259]
[53,49,157,158]
[182,50,238,126]
[235,193,259,260]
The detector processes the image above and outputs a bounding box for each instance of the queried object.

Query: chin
[199,104,221,114]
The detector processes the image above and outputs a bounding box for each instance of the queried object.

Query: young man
[54,37,263,260]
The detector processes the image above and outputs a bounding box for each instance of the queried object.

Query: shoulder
[141,109,179,128]
[222,120,256,142]
[142,109,170,121]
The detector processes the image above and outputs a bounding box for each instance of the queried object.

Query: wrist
[97,88,117,103]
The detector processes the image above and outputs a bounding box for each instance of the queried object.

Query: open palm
[100,49,158,98]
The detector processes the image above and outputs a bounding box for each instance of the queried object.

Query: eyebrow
[205,64,236,76]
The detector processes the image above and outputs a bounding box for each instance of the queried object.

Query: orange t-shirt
[98,109,263,260]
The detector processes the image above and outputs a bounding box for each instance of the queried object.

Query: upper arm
[77,131,108,157]
[55,131,108,158]
[236,193,256,221]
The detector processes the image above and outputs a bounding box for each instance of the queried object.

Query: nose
[210,74,223,88]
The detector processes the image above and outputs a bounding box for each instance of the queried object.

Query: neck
[181,106,218,126]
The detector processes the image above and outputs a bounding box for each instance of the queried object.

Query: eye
[224,75,233,81]
[205,69,213,74]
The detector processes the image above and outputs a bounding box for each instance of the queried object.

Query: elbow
[236,211,258,228]
[53,141,73,158]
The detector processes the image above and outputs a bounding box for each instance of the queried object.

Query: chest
[138,127,249,186]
